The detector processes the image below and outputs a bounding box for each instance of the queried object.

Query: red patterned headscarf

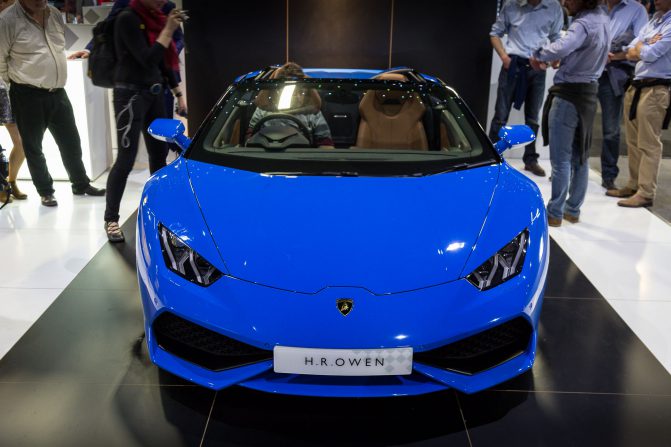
[129,0,180,72]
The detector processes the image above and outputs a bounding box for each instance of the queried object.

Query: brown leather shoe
[618,194,653,208]
[9,181,27,200]
[524,163,546,177]
[548,216,562,227]
[563,213,579,223]
[606,187,637,198]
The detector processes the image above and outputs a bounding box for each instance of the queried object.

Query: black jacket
[542,82,598,164]
[113,9,178,89]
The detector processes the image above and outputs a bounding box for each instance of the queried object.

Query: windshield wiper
[261,171,360,177]
[319,171,360,177]
[427,160,497,176]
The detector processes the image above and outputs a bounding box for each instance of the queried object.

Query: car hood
[186,160,499,294]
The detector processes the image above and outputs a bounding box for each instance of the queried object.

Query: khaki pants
[623,84,670,199]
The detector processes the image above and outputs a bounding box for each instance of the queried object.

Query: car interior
[210,71,478,154]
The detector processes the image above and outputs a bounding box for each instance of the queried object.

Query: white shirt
[0,2,68,89]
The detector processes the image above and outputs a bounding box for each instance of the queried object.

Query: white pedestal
[0,60,111,181]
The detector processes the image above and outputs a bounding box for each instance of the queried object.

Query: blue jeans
[488,65,546,166]
[547,97,590,220]
[597,74,623,181]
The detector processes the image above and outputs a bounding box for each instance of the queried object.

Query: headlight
[159,224,222,286]
[467,230,528,291]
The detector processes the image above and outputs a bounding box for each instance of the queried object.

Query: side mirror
[494,125,536,155]
[148,119,192,152]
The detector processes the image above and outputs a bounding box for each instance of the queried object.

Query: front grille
[153,312,272,371]
[415,317,532,375]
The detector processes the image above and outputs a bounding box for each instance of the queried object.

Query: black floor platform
[1,216,670,446]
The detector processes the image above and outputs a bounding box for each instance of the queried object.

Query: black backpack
[87,13,119,88]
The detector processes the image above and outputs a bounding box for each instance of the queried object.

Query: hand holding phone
[175,9,189,22]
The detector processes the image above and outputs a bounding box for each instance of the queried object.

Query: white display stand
[0,59,111,182]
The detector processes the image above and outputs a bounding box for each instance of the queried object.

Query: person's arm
[313,112,334,148]
[490,2,511,69]
[0,17,12,84]
[534,20,588,62]
[116,10,180,70]
[491,36,512,70]
[159,61,187,115]
[156,10,181,49]
[69,0,129,59]
[626,34,644,61]
[548,4,564,43]
[162,1,185,54]
[638,30,671,62]
[614,6,652,62]
[246,108,266,140]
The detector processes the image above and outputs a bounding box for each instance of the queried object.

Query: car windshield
[187,77,499,176]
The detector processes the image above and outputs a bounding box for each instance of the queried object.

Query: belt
[628,78,671,129]
[10,82,61,93]
[114,82,163,95]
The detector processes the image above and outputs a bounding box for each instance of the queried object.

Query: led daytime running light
[467,230,528,291]
[159,224,222,286]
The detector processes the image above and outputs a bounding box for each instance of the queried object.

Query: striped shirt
[248,108,333,147]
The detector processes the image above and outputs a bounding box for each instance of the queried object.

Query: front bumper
[137,211,548,397]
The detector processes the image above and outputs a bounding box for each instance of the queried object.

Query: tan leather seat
[355,73,428,150]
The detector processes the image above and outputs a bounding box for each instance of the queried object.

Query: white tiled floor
[0,170,146,359]
[509,159,671,374]
[0,160,670,378]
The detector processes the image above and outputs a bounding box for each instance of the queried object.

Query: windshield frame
[185,78,501,176]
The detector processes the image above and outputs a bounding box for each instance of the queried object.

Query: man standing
[489,0,565,177]
[531,0,610,226]
[609,0,671,207]
[0,0,104,207]
[598,0,648,191]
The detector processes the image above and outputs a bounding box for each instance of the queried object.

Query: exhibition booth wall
[183,0,498,129]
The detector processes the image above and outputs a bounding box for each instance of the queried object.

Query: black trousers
[9,83,90,196]
[105,87,169,222]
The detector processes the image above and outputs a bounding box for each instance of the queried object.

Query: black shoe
[73,185,106,196]
[601,178,616,191]
[41,195,58,207]
[524,163,546,177]
[105,221,125,243]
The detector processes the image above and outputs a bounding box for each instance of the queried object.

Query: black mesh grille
[415,317,532,375]
[153,312,272,371]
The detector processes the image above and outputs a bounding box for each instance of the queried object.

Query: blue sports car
[137,66,549,397]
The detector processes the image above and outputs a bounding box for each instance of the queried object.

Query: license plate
[273,346,413,376]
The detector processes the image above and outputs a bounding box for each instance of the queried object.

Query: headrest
[373,72,409,82]
[374,89,411,105]
[271,62,307,80]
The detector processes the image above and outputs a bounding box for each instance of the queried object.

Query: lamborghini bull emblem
[336,298,354,316]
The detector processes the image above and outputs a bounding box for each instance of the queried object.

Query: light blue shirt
[490,0,564,58]
[629,11,671,80]
[534,8,611,84]
[605,0,649,52]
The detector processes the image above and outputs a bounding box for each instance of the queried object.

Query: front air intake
[415,317,532,375]
[153,312,272,371]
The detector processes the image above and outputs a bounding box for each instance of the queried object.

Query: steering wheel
[251,113,313,146]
